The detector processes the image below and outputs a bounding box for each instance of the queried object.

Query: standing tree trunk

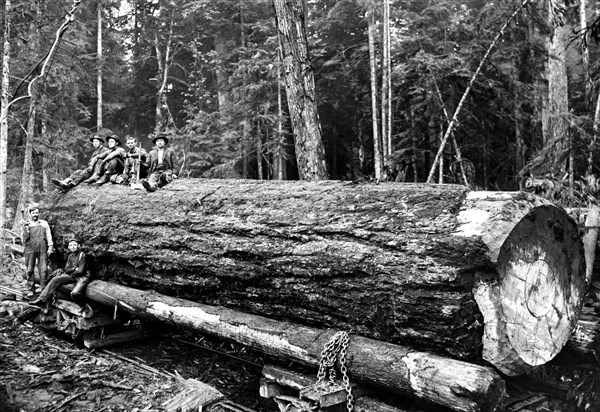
[0,0,11,234]
[273,39,286,180]
[12,0,43,232]
[542,0,569,169]
[273,0,328,181]
[383,0,392,158]
[154,17,173,135]
[97,1,103,130]
[367,5,383,180]
[381,0,388,161]
[240,9,249,179]
[580,0,591,104]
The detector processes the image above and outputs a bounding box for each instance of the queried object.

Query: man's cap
[89,134,105,143]
[27,202,40,212]
[107,134,122,145]
[64,235,80,245]
[152,133,169,145]
[125,135,136,142]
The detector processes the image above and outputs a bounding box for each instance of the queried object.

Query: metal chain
[316,331,353,412]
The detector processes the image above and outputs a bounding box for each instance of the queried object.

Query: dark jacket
[88,146,111,168]
[64,249,90,278]
[100,146,126,164]
[147,147,177,174]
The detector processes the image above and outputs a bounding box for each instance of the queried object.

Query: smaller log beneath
[79,280,505,412]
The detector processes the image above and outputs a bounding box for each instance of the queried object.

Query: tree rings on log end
[477,205,585,375]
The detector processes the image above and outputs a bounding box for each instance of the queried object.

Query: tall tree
[12,0,43,232]
[367,3,383,180]
[0,0,10,234]
[382,0,392,159]
[97,0,103,130]
[273,0,328,181]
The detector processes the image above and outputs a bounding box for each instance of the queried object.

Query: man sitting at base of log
[51,133,111,192]
[30,236,91,307]
[140,132,178,192]
[111,135,148,185]
[87,134,126,186]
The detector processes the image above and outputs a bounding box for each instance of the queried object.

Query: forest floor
[0,256,278,412]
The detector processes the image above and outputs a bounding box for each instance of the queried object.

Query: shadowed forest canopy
[3,0,600,215]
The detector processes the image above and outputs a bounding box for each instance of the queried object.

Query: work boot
[51,178,75,191]
[141,180,156,192]
[51,178,68,189]
[93,174,111,185]
[83,173,100,184]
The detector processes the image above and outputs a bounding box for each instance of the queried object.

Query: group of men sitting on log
[51,131,178,193]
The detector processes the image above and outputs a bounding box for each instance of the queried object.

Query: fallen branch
[426,0,530,183]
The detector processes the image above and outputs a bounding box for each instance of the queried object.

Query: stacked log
[44,180,586,376]
[77,279,506,412]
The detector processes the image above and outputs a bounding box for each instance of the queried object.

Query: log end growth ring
[497,204,585,368]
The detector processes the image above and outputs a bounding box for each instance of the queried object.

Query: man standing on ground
[31,236,91,306]
[21,203,54,297]
[141,133,178,192]
[51,133,110,192]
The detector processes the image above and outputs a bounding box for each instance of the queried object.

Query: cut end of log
[476,204,585,375]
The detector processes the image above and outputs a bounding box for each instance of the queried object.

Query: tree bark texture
[78,279,506,412]
[367,7,383,180]
[97,1,103,130]
[273,0,328,181]
[0,0,11,233]
[43,180,585,376]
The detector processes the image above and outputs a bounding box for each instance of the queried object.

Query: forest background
[1,0,600,232]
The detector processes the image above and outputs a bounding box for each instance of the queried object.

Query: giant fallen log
[77,279,505,412]
[44,180,586,375]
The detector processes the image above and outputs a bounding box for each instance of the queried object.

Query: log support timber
[45,181,586,376]
[79,280,505,412]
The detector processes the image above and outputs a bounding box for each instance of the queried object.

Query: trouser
[68,162,102,185]
[38,272,90,302]
[104,158,124,175]
[24,248,48,291]
[147,170,173,189]
[122,159,148,180]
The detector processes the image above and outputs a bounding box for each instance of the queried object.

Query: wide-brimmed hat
[107,134,122,145]
[89,134,105,143]
[152,133,169,145]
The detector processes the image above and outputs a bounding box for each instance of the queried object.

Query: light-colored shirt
[23,219,54,248]
[157,148,165,167]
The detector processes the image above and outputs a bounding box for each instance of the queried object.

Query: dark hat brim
[152,136,169,145]
[89,135,105,143]
[107,135,122,145]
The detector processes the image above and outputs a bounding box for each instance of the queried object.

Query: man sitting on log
[111,135,148,185]
[87,134,126,186]
[140,132,178,192]
[51,133,110,192]
[30,236,91,306]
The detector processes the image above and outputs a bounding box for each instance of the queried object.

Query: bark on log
[78,279,505,412]
[43,180,586,375]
